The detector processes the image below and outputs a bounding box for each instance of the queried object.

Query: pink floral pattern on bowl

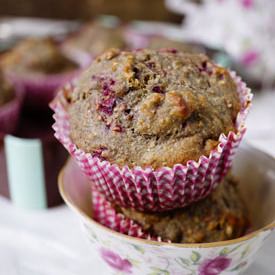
[84,220,270,275]
[100,248,132,273]
[199,256,231,275]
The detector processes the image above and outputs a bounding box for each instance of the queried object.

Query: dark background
[0,0,182,22]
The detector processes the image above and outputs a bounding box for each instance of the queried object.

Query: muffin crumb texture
[117,175,248,243]
[68,48,241,168]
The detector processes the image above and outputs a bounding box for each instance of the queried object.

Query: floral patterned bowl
[58,143,275,275]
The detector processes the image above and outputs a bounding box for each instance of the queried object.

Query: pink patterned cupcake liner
[6,69,81,109]
[92,185,163,241]
[51,71,252,212]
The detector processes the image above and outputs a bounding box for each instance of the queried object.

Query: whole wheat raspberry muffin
[67,48,241,169]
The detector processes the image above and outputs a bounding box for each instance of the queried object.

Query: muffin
[68,48,240,169]
[116,175,248,243]
[61,21,127,66]
[52,48,251,212]
[0,70,14,107]
[147,36,202,54]
[0,69,22,133]
[1,37,79,108]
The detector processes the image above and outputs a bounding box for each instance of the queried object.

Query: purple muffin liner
[92,185,163,241]
[5,69,81,109]
[51,71,252,212]
[0,89,23,134]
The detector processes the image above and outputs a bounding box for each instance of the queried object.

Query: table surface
[1,91,275,275]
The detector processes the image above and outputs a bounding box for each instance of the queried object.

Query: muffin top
[147,36,201,54]
[0,70,14,106]
[63,22,127,57]
[1,37,77,75]
[68,48,240,169]
[118,175,248,243]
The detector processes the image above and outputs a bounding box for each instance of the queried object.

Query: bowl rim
[58,143,275,248]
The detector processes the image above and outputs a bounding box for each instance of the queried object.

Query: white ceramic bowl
[58,143,275,275]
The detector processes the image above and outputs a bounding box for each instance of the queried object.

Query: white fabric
[0,91,275,275]
[166,0,275,82]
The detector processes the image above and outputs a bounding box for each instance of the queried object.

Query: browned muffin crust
[0,70,14,106]
[68,48,240,169]
[117,175,248,243]
[64,22,127,57]
[1,37,77,75]
[147,36,201,54]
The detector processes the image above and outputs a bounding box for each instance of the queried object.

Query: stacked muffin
[52,48,252,243]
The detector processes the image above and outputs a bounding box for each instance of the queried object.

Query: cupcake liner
[92,185,163,241]
[51,71,252,212]
[0,89,23,134]
[6,69,80,109]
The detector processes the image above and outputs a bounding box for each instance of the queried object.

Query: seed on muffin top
[67,48,241,169]
[1,37,77,75]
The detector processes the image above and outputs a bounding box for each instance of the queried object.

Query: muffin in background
[0,69,22,133]
[0,70,15,107]
[1,37,79,109]
[68,48,241,169]
[117,175,248,243]
[61,21,127,66]
[147,36,202,54]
